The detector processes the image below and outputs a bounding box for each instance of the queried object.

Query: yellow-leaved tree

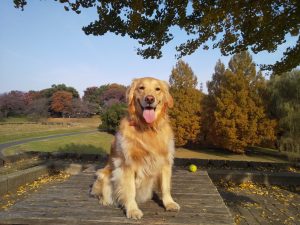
[169,60,202,146]
[203,52,276,153]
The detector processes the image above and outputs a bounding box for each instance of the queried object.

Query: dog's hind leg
[90,166,113,206]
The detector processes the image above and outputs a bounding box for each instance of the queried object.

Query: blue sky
[0,1,297,96]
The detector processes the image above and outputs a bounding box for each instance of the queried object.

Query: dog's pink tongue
[143,109,156,123]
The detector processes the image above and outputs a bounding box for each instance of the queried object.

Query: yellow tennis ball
[189,164,197,172]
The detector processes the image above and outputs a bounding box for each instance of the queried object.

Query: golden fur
[90,77,180,219]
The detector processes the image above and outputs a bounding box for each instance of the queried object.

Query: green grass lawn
[1,117,291,162]
[0,117,100,144]
[3,132,113,156]
[2,131,288,162]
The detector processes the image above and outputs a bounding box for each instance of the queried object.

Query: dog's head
[126,77,173,124]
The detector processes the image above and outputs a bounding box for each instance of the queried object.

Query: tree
[41,84,79,99]
[201,60,225,145]
[24,91,41,106]
[203,52,276,153]
[50,91,73,117]
[83,86,103,104]
[100,83,127,107]
[169,60,202,146]
[0,91,26,117]
[266,70,300,153]
[83,85,112,105]
[99,103,127,134]
[14,0,300,73]
[83,84,126,114]
[83,86,105,114]
[25,97,49,120]
[71,98,91,117]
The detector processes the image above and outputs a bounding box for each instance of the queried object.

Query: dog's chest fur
[114,125,174,177]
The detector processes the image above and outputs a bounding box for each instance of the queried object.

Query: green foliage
[267,70,300,154]
[14,0,300,73]
[41,84,79,99]
[203,52,276,153]
[169,60,202,146]
[99,103,127,134]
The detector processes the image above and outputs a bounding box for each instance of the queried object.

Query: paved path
[0,166,234,225]
[0,130,98,158]
[216,182,300,225]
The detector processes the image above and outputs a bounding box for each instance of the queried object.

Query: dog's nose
[145,95,155,104]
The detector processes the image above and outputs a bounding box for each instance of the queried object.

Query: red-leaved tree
[50,91,73,117]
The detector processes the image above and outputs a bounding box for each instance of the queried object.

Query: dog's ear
[126,79,138,105]
[161,81,174,108]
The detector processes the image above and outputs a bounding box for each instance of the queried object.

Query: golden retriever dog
[90,77,180,219]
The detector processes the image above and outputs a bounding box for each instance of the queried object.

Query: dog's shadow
[151,192,165,209]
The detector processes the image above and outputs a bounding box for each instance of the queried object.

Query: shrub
[99,103,127,134]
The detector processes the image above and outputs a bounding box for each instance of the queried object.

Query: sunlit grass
[4,135,288,162]
[3,132,113,156]
[1,117,291,163]
[0,117,101,144]
[175,147,288,162]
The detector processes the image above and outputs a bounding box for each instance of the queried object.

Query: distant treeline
[1,51,299,154]
[0,83,126,119]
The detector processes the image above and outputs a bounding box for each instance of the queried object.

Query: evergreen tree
[204,52,276,153]
[169,60,202,146]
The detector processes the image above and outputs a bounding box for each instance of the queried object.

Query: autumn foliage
[14,0,300,74]
[202,52,276,153]
[1,52,298,155]
[50,91,73,117]
[169,60,202,146]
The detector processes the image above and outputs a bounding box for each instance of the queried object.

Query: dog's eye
[155,87,161,91]
[139,86,145,90]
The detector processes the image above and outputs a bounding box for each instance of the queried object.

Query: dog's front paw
[99,198,112,206]
[126,208,143,220]
[165,201,180,212]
